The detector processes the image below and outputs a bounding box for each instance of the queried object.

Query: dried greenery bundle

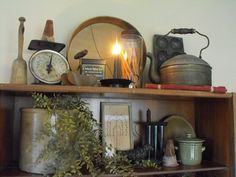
[32,93,133,177]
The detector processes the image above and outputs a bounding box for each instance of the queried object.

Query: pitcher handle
[146,52,160,83]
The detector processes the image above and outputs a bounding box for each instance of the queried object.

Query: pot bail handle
[165,28,210,59]
[171,28,196,34]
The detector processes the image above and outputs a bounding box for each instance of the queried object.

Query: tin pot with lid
[175,133,205,166]
[148,28,212,86]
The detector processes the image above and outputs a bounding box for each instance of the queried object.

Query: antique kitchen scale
[28,20,70,84]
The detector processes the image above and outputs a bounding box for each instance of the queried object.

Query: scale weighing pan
[28,40,65,52]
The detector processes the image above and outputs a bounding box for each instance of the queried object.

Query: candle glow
[123,51,128,61]
[112,38,122,79]
[112,38,121,55]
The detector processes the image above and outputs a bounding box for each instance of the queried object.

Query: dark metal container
[160,54,212,86]
[158,28,212,86]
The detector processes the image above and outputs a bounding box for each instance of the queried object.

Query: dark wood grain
[195,98,234,177]
[0,92,14,171]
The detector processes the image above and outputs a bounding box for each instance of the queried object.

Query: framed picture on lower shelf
[100,102,132,151]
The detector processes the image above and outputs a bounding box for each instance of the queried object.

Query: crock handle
[202,146,206,152]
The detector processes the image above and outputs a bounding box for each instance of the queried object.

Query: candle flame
[112,38,121,55]
[123,51,128,60]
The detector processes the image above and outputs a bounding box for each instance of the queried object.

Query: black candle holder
[142,121,168,163]
[100,78,132,87]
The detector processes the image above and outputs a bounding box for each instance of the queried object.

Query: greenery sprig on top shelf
[32,93,133,177]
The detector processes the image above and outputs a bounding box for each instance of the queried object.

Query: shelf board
[0,162,228,177]
[133,161,227,176]
[0,84,232,99]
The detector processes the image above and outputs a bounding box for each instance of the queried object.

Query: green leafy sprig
[32,93,133,177]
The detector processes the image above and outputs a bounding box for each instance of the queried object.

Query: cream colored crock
[19,108,55,174]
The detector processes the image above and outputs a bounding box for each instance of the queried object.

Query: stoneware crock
[176,133,205,166]
[19,108,55,174]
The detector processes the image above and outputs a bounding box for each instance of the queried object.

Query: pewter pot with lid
[149,28,212,86]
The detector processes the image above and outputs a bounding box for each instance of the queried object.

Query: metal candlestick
[144,109,167,162]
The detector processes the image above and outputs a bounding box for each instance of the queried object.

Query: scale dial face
[29,50,70,84]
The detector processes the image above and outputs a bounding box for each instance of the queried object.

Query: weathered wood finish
[0,84,234,177]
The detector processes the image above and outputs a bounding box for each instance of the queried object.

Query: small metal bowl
[66,71,98,86]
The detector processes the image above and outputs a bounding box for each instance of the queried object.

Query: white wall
[1,0,236,91]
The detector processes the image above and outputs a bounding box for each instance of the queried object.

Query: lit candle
[112,38,121,79]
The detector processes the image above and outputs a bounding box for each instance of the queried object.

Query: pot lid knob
[186,133,192,138]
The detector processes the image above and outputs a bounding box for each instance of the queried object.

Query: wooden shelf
[133,161,227,176]
[0,83,232,99]
[0,83,234,177]
[0,162,228,177]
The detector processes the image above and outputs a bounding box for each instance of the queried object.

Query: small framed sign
[100,102,132,151]
[80,58,106,81]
